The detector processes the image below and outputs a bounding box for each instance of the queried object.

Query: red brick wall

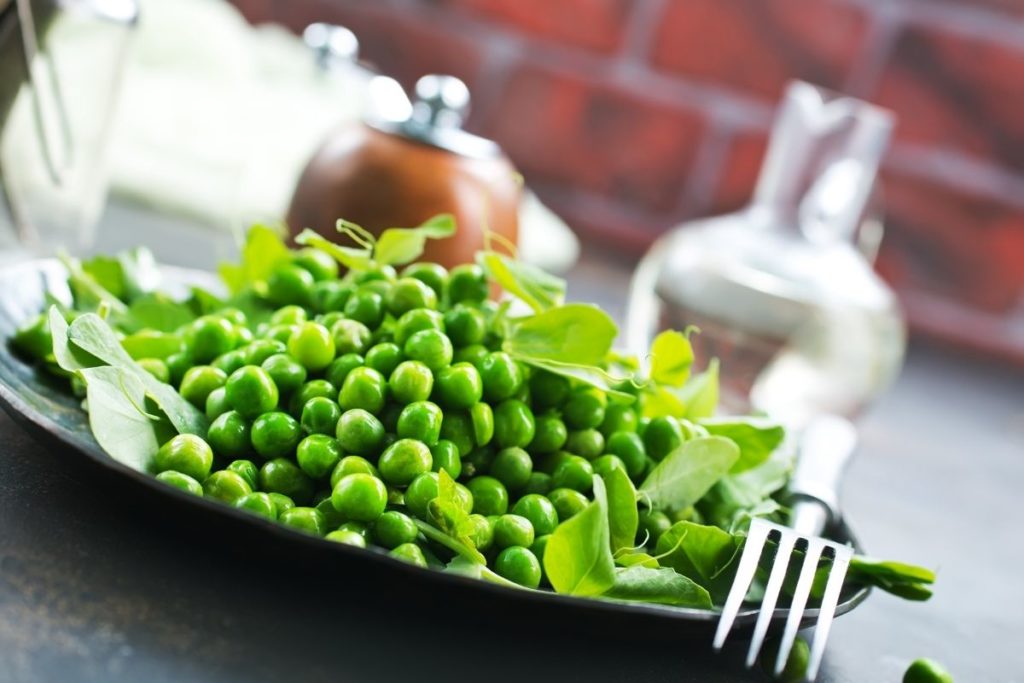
[232,0,1024,363]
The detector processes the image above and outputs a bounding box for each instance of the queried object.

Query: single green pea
[324,353,364,389]
[340,289,383,330]
[495,546,541,589]
[429,440,462,479]
[378,439,433,486]
[312,495,344,528]
[268,492,295,514]
[270,304,307,326]
[262,324,299,345]
[296,434,342,480]
[259,353,306,395]
[359,278,393,300]
[493,399,536,449]
[226,459,259,490]
[234,326,253,346]
[592,454,627,479]
[536,450,572,475]
[389,360,434,405]
[235,491,277,519]
[211,349,246,375]
[225,365,279,419]
[453,343,489,370]
[470,402,494,447]
[549,488,589,521]
[288,379,337,416]
[480,352,523,402]
[155,434,213,482]
[902,659,953,683]
[512,493,559,535]
[372,510,418,549]
[287,322,336,372]
[292,247,339,281]
[467,476,509,516]
[434,362,483,409]
[185,316,238,364]
[336,520,371,540]
[490,447,533,491]
[552,455,594,493]
[353,263,397,284]
[358,344,399,381]
[565,428,605,459]
[259,457,314,504]
[529,371,570,410]
[313,280,353,314]
[401,262,448,298]
[446,263,488,303]
[330,455,379,489]
[165,351,192,386]
[325,529,367,547]
[393,308,444,347]
[203,470,252,505]
[440,411,474,457]
[492,514,535,550]
[522,472,553,496]
[530,414,568,454]
[138,358,170,384]
[442,304,486,347]
[389,542,427,568]
[251,412,302,459]
[637,509,672,545]
[606,431,648,480]
[644,416,684,461]
[267,264,315,307]
[300,396,342,436]
[331,473,387,522]
[386,277,438,316]
[336,408,385,456]
[206,411,251,458]
[396,401,443,445]
[279,506,326,536]
[338,366,387,414]
[404,472,439,520]
[214,307,247,327]
[330,319,372,355]
[242,339,287,366]
[179,365,227,408]
[563,390,606,430]
[155,470,202,496]
[403,328,453,373]
[760,636,811,683]
[601,403,639,436]
[464,513,494,551]
[204,386,230,420]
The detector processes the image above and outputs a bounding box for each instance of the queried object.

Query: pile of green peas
[146,249,696,589]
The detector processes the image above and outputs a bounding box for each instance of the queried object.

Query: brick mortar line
[886,145,1024,211]
[839,0,1024,48]
[619,0,670,64]
[843,3,904,97]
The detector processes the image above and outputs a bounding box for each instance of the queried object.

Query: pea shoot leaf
[477,250,565,313]
[219,224,291,294]
[700,416,786,474]
[504,304,617,367]
[675,359,719,420]
[639,436,739,513]
[425,469,485,564]
[120,293,195,334]
[516,358,635,401]
[79,366,161,472]
[649,329,695,388]
[602,566,713,608]
[374,214,456,266]
[655,521,740,601]
[544,476,616,597]
[295,229,374,272]
[603,465,639,554]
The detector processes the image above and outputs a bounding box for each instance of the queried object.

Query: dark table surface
[1,206,1023,682]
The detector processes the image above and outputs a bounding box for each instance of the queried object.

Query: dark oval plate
[0,258,869,638]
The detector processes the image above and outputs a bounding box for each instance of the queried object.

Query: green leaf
[219,224,291,294]
[119,293,195,334]
[516,357,635,401]
[114,247,162,301]
[477,250,565,313]
[81,255,127,300]
[544,476,616,597]
[120,331,185,361]
[649,329,694,388]
[700,416,786,473]
[60,254,128,315]
[639,436,739,513]
[425,469,486,564]
[48,307,102,372]
[79,366,161,472]
[504,304,617,367]
[615,552,660,568]
[676,359,719,420]
[641,384,685,419]
[604,465,639,554]
[655,521,739,600]
[295,229,374,272]
[444,556,530,589]
[602,566,713,608]
[374,214,457,266]
[699,448,794,528]
[415,519,486,566]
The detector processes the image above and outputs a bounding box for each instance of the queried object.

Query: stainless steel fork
[713,415,858,681]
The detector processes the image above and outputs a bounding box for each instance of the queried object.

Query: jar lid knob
[411,75,470,130]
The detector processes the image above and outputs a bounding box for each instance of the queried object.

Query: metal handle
[787,414,857,536]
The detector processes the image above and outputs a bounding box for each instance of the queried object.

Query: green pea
[522,472,553,496]
[453,343,489,370]
[470,402,494,447]
[185,316,237,363]
[480,352,523,402]
[155,434,213,482]
[179,365,227,408]
[530,414,568,454]
[606,431,648,480]
[203,470,252,505]
[235,491,277,519]
[386,277,438,316]
[563,390,606,430]
[467,476,509,516]
[495,546,541,588]
[549,488,589,521]
[492,514,534,550]
[137,358,170,384]
[295,434,342,480]
[364,343,402,378]
[251,412,301,459]
[389,542,427,568]
[285,322,334,372]
[490,447,533,490]
[404,472,439,520]
[323,354,362,390]
[403,329,453,373]
[378,439,433,486]
[300,396,341,436]
[372,510,418,549]
[279,506,326,536]
[644,416,683,461]
[429,440,462,479]
[336,408,385,456]
[397,401,443,445]
[206,411,249,458]
[210,349,245,376]
[267,264,315,307]
[330,319,372,355]
[447,263,488,303]
[442,304,486,347]
[552,455,594,493]
[384,362,430,407]
[393,309,444,347]
[341,289,382,329]
[529,371,570,410]
[226,459,259,490]
[165,351,192,386]
[637,509,672,545]
[289,379,337,416]
[531,534,550,574]
[268,492,295,514]
[493,399,535,449]
[565,428,605,459]
[512,493,559,535]
[902,659,953,683]
[440,411,474,457]
[401,262,448,298]
[225,365,279,419]
[326,529,366,547]
[434,362,483,409]
[331,473,387,522]
[330,455,379,489]
[259,457,314,504]
[263,324,299,345]
[465,513,494,551]
[204,386,230,420]
[338,366,386,414]
[155,470,202,496]
[292,247,339,281]
[601,403,638,436]
[313,280,353,314]
[592,454,626,478]
[242,339,287,366]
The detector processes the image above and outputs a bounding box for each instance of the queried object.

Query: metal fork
[713,415,858,681]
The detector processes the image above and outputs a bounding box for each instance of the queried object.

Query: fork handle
[787,415,858,536]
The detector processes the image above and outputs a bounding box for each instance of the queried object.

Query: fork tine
[713,519,771,651]
[774,537,825,676]
[745,529,796,667]
[805,544,853,680]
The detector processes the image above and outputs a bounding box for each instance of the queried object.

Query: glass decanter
[626,82,905,427]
